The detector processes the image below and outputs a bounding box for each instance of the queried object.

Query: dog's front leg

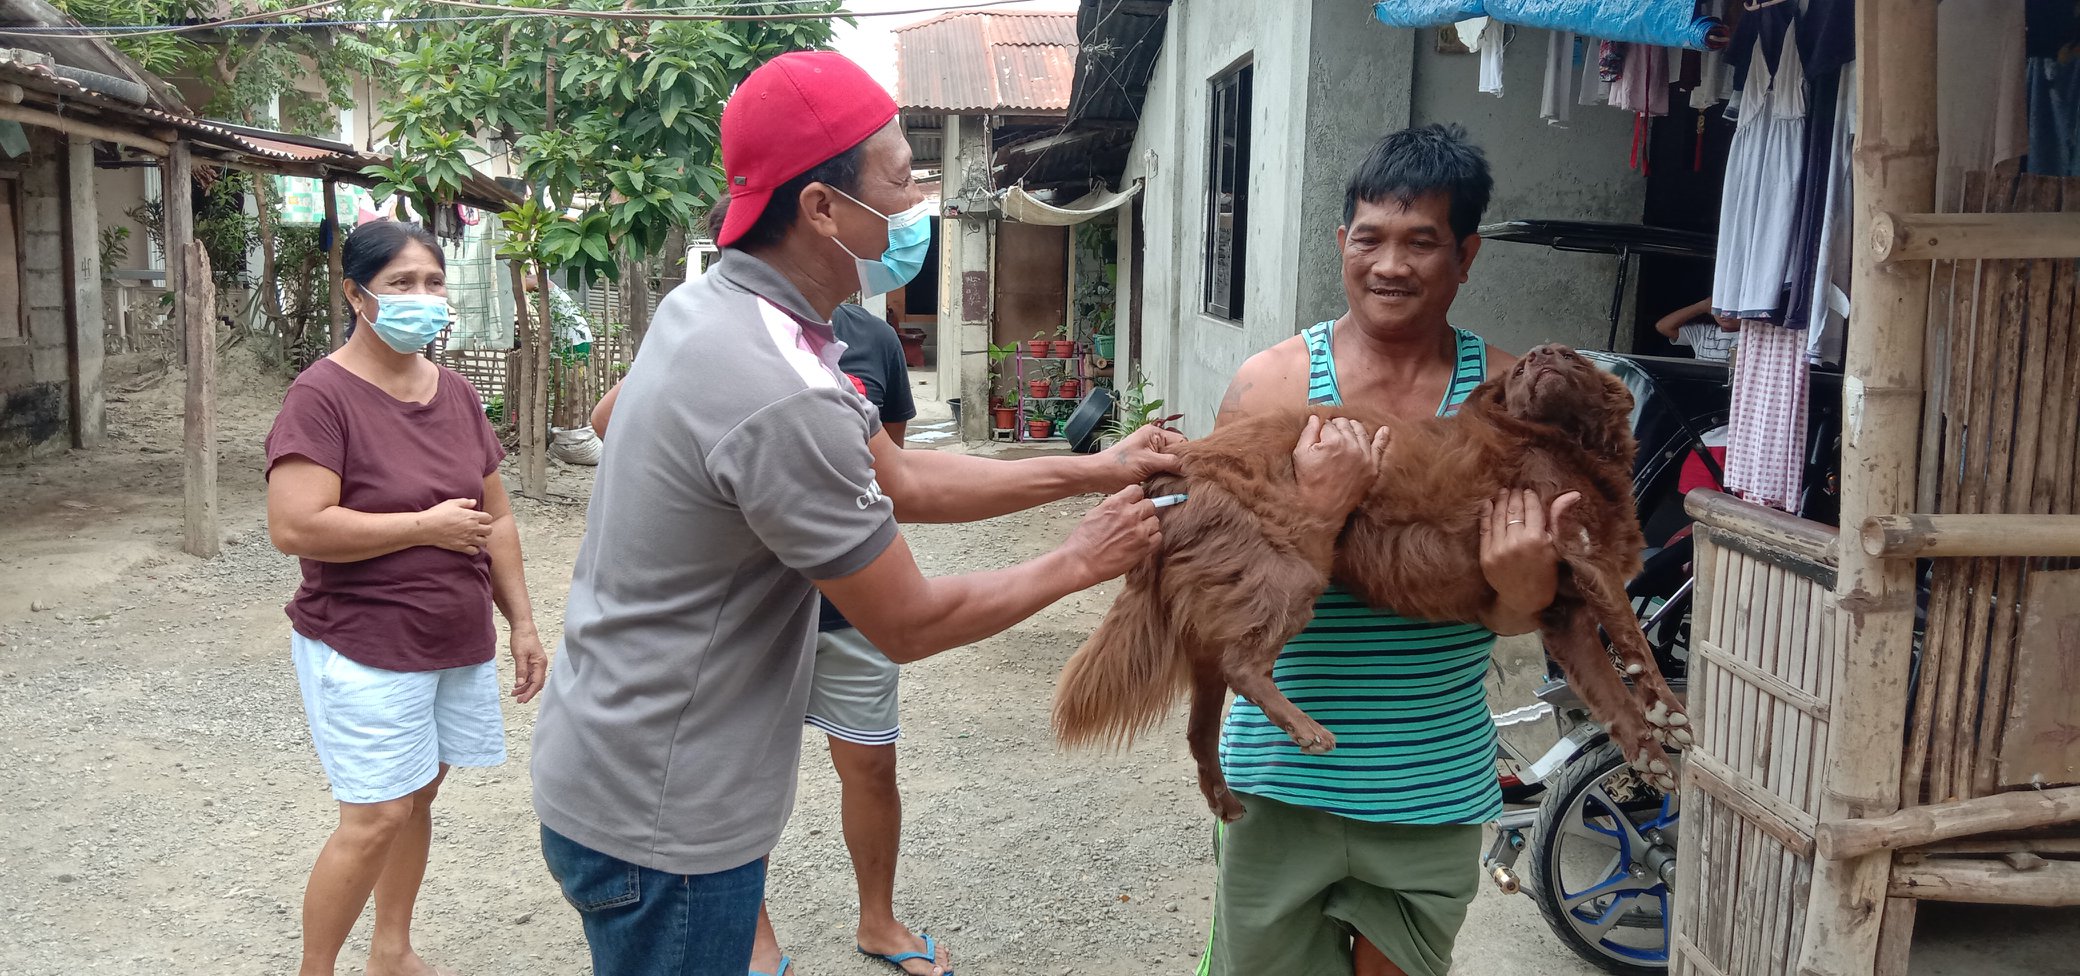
[1567,560,1693,752]
[1539,603,1678,791]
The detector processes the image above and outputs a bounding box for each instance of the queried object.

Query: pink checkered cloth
[1724,320,1808,511]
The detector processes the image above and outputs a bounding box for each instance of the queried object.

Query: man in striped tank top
[1197,125,1581,976]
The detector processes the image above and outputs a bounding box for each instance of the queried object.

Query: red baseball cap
[717,50,897,248]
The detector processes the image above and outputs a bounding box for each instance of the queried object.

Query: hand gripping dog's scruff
[1052,344,1691,821]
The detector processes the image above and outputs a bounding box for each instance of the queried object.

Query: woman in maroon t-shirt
[264,220,547,976]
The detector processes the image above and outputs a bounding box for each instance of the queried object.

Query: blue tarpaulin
[1369,0,1486,29]
[1372,0,1720,51]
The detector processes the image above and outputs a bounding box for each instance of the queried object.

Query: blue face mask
[358,286,450,354]
[831,189,933,298]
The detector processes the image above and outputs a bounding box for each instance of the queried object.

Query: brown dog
[1053,344,1690,821]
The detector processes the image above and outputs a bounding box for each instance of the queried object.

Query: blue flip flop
[858,932,951,975]
[748,956,790,976]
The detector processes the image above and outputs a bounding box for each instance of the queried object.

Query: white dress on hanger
[1711,29,1807,322]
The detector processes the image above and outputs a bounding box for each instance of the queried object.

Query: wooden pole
[62,135,104,449]
[1872,210,2080,262]
[0,103,169,157]
[164,145,192,364]
[1796,0,1939,972]
[1861,513,2080,556]
[1816,784,2080,861]
[1889,858,2080,905]
[181,242,218,560]
[324,179,345,351]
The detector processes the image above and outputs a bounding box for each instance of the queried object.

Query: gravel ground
[4,362,2066,975]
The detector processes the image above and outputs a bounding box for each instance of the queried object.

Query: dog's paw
[1285,719,1337,755]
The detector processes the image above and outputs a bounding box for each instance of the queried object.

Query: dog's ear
[1463,374,1508,417]
[1576,371,1637,461]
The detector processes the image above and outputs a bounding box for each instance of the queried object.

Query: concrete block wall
[0,133,80,454]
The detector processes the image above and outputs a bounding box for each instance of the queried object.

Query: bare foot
[366,949,455,976]
[857,925,950,976]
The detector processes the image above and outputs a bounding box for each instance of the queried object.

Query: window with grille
[1203,62,1252,322]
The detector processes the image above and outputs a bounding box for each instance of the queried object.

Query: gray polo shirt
[531,251,897,875]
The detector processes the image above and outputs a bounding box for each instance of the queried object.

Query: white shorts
[803,627,902,746]
[292,631,507,804]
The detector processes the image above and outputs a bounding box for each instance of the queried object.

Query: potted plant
[1049,323,1076,359]
[1058,375,1082,399]
[1027,374,1054,399]
[1025,416,1053,439]
[1091,306,1116,361]
[1025,332,1050,358]
[987,341,1020,429]
[1099,371,1183,448]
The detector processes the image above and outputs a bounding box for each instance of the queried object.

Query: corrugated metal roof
[895,10,1077,114]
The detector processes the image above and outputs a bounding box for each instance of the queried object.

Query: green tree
[364,0,844,497]
[366,0,845,283]
[55,0,383,350]
[53,0,380,133]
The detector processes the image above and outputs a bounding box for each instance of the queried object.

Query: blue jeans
[540,825,767,976]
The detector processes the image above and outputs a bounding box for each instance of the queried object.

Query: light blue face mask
[831,189,933,298]
[358,285,450,354]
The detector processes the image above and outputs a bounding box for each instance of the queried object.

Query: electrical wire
[0,0,1037,40]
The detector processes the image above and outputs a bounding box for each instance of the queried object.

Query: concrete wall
[0,132,81,454]
[1122,0,1320,438]
[1407,31,1646,354]
[1128,12,1644,432]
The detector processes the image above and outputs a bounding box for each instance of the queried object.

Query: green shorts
[1196,793,1481,976]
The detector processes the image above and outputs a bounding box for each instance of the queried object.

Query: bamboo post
[1796,0,1939,971]
[1872,210,2080,262]
[324,179,345,351]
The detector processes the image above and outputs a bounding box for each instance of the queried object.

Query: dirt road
[0,358,1616,975]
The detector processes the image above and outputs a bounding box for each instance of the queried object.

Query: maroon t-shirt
[264,359,507,672]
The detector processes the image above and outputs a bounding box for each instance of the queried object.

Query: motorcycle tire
[1527,741,1676,976]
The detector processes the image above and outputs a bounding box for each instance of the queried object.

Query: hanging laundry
[1610,42,1670,116]
[1782,0,1855,333]
[1542,28,1578,124]
[1479,18,1510,96]
[1723,321,1809,512]
[1579,37,1613,105]
[1936,0,2029,194]
[1691,0,1738,109]
[1800,72,1855,367]
[2025,0,2080,176]
[1712,4,1805,323]
[1599,40,1627,81]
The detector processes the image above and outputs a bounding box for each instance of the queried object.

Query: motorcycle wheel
[1528,741,1678,976]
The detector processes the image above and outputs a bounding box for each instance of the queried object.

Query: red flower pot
[1058,378,1082,399]
[991,406,1018,429]
[1027,379,1053,398]
[1026,419,1053,439]
[1025,340,1050,357]
[1049,340,1076,358]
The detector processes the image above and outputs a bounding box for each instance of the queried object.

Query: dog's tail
[1053,553,1188,750]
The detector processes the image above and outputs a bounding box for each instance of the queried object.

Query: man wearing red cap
[528,50,1194,976]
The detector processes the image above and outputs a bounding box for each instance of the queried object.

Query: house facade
[1089,0,1649,436]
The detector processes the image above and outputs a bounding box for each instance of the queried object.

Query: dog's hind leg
[1540,604,1677,791]
[1194,552,1336,756]
[1186,664,1247,822]
[1568,560,1693,752]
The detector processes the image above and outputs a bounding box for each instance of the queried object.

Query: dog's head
[1468,343,1635,458]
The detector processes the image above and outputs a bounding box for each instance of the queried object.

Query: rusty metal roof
[894,10,1077,114]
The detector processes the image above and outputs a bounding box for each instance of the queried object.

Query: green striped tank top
[1217,321,1504,824]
